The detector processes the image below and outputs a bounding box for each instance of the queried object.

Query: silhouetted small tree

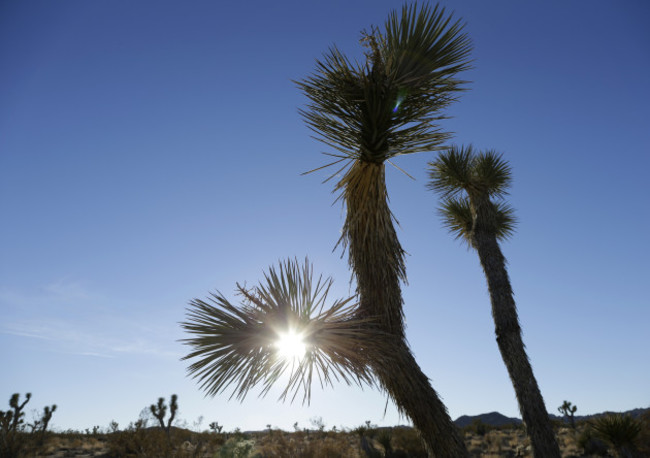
[1,393,31,433]
[31,404,57,445]
[0,393,56,458]
[150,394,178,439]
[558,400,577,428]
[1,393,32,458]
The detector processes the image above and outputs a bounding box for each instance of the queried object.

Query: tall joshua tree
[428,145,561,457]
[297,3,471,456]
[182,4,472,456]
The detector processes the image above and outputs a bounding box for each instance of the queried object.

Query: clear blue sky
[1,0,649,433]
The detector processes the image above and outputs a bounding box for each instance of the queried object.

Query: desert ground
[10,417,648,458]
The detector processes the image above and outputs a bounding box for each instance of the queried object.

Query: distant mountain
[454,407,649,428]
[454,412,522,428]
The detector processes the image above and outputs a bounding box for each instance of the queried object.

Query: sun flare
[275,330,306,361]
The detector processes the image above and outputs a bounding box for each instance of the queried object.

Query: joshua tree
[558,400,577,428]
[428,145,561,457]
[32,404,57,445]
[0,393,31,435]
[150,394,178,439]
[295,4,472,456]
[0,393,56,457]
[183,3,472,456]
[1,393,32,458]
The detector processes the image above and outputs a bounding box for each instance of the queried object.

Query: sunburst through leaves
[181,258,391,404]
[275,329,306,361]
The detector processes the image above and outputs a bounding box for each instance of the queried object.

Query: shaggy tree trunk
[340,161,468,457]
[471,196,561,458]
[373,341,469,457]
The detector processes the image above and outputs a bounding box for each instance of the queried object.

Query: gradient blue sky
[1,0,649,433]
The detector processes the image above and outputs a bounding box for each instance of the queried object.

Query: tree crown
[428,145,517,244]
[297,3,472,178]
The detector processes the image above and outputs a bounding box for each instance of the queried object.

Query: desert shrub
[254,430,355,458]
[464,419,488,436]
[253,431,294,457]
[636,410,650,456]
[107,422,224,458]
[105,393,227,457]
[106,420,171,457]
[57,428,87,441]
[591,414,642,457]
[233,427,248,439]
[352,424,367,439]
[38,433,109,457]
[315,438,356,458]
[218,435,255,457]
[484,430,510,454]
[376,428,393,455]
[577,427,609,456]
[390,427,427,458]
[176,429,225,457]
[551,417,566,431]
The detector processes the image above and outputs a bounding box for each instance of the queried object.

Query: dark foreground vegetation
[2,393,649,457]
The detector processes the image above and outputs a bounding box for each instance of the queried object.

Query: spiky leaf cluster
[438,197,516,244]
[428,145,512,198]
[297,3,472,177]
[591,414,642,449]
[428,145,517,244]
[181,258,390,404]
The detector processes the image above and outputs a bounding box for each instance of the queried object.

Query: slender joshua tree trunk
[341,161,468,457]
[471,195,561,458]
[374,342,468,457]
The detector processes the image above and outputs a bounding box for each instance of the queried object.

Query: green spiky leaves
[428,145,512,199]
[590,414,642,450]
[440,196,516,245]
[428,145,517,244]
[297,2,472,177]
[181,258,390,404]
[384,3,472,89]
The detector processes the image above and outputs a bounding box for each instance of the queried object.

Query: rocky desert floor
[16,423,646,457]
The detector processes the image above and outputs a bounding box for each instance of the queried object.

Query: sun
[275,330,306,361]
